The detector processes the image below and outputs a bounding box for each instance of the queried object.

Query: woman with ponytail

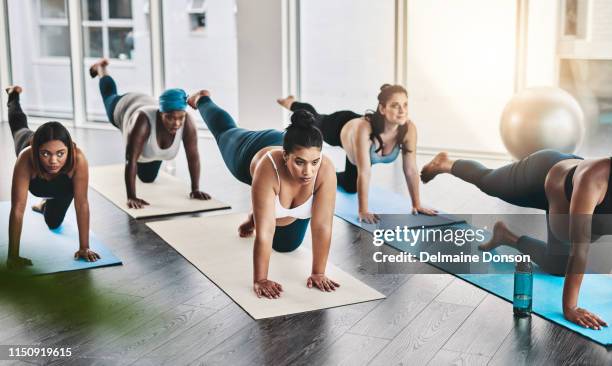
[5,86,100,269]
[278,84,436,223]
[188,90,339,299]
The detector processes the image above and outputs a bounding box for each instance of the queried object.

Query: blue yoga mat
[383,220,612,346]
[335,186,465,231]
[0,201,122,275]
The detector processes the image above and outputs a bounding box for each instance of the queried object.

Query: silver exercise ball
[500,87,585,159]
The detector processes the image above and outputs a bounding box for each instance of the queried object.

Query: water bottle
[513,261,533,317]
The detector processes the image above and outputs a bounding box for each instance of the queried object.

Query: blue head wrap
[159,88,187,113]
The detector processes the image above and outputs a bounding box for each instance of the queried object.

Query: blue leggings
[452,149,583,275]
[99,75,123,127]
[196,96,309,252]
[98,75,162,183]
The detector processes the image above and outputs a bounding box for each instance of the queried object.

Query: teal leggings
[196,96,309,252]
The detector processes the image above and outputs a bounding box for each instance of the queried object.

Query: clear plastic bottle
[513,261,533,317]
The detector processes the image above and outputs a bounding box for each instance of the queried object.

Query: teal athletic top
[370,143,400,165]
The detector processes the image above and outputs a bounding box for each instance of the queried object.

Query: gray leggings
[452,149,582,275]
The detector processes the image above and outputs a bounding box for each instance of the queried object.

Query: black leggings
[290,101,361,193]
[452,149,583,275]
[196,96,309,252]
[98,75,162,183]
[8,92,74,230]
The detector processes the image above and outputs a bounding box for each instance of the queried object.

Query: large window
[7,0,74,119]
[299,0,395,115]
[162,0,238,123]
[82,0,152,122]
[82,0,134,60]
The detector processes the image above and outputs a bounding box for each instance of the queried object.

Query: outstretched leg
[421,150,580,211]
[188,90,283,185]
[90,59,123,127]
[6,86,34,156]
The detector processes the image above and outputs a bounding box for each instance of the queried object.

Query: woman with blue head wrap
[89,59,211,208]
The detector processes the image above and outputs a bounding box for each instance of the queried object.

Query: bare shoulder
[253,152,278,185]
[74,147,88,168]
[576,158,610,185]
[184,113,198,132]
[15,146,33,170]
[134,111,152,131]
[319,155,336,176]
[314,155,337,190]
[355,116,372,132]
[404,120,417,142]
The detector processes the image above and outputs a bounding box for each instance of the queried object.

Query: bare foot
[89,58,109,78]
[420,152,453,183]
[478,221,518,251]
[5,85,22,95]
[238,214,255,238]
[276,95,295,110]
[31,199,47,214]
[187,90,211,110]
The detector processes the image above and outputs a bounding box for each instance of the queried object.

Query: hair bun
[290,109,316,129]
[380,83,392,91]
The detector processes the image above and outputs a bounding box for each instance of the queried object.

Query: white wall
[8,0,74,118]
[299,0,395,115]
[163,0,238,121]
[525,0,559,87]
[235,0,286,130]
[406,0,517,154]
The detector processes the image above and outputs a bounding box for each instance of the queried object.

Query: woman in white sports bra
[188,90,340,299]
[90,59,211,209]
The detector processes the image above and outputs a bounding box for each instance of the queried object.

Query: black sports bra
[29,173,73,199]
[564,158,612,214]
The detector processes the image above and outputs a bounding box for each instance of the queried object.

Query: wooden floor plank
[441,295,515,357]
[368,301,475,365]
[348,274,454,339]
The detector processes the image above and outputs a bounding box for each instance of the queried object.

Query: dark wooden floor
[0,123,610,365]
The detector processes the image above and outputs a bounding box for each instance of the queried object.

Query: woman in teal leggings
[187,90,340,299]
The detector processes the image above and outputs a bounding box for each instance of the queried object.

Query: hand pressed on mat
[74,248,101,262]
[190,190,211,200]
[307,274,340,292]
[254,279,283,299]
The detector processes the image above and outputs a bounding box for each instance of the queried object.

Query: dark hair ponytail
[364,84,411,153]
[283,110,323,153]
[30,121,76,177]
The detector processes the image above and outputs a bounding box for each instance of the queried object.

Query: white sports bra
[266,151,319,219]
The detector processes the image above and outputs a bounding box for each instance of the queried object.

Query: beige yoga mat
[90,164,230,219]
[147,213,385,319]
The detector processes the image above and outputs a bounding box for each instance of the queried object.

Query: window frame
[82,0,135,63]
[37,0,71,60]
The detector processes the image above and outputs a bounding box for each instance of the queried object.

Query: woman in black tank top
[421,149,610,330]
[5,86,100,270]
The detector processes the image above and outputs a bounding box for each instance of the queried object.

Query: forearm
[563,272,584,312]
[404,167,421,207]
[187,157,201,192]
[75,201,90,250]
[357,172,370,213]
[8,208,25,258]
[311,227,331,274]
[124,161,138,198]
[253,236,272,282]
